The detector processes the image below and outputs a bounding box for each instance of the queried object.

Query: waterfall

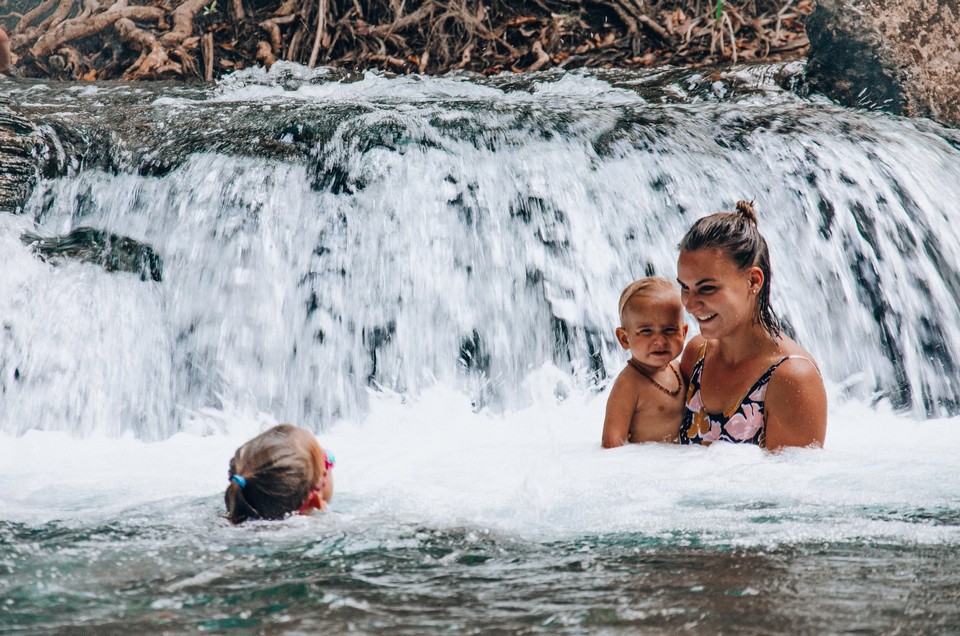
[3,63,960,439]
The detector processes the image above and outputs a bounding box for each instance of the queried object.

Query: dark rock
[806,0,960,127]
[21,227,163,281]
[0,104,41,212]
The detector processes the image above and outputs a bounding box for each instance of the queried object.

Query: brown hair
[678,200,781,337]
[618,276,679,325]
[224,424,325,524]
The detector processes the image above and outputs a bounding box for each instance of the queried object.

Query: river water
[1,63,959,633]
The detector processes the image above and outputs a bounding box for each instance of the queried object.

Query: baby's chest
[634,387,685,419]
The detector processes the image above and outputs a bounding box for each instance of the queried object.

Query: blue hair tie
[231,474,247,488]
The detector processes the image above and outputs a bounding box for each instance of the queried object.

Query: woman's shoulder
[764,337,823,404]
[773,336,820,374]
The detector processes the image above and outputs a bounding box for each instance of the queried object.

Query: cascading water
[1,64,958,633]
[4,63,960,439]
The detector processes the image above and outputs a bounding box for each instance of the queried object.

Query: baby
[602,277,688,447]
[225,424,334,524]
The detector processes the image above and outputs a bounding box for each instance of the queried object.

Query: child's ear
[615,327,630,350]
[681,323,689,339]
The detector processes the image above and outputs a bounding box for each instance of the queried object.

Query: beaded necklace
[627,358,682,397]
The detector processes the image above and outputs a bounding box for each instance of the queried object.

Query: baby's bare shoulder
[610,363,645,396]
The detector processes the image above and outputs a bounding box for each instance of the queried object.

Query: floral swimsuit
[679,344,807,447]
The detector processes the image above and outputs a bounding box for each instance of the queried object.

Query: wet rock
[21,227,163,282]
[0,104,41,213]
[806,0,960,127]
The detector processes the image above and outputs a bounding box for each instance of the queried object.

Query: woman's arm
[764,358,827,450]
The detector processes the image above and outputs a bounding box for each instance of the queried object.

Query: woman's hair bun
[735,200,757,224]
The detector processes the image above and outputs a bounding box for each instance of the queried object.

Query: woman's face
[676,248,761,340]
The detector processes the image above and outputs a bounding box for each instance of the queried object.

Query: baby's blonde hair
[618,276,678,325]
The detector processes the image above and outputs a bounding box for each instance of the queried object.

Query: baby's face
[619,293,687,368]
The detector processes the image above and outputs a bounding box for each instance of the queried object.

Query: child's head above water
[616,277,687,369]
[225,424,334,524]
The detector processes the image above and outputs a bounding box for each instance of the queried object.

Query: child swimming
[224,424,334,524]
[602,277,688,447]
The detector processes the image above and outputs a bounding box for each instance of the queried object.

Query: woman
[676,201,827,450]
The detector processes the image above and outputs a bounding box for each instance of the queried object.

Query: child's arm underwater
[602,371,641,448]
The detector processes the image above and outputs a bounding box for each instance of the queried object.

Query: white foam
[205,62,645,107]
[2,378,957,547]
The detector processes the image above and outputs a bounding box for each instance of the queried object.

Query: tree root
[115,17,180,79]
[3,0,813,81]
[31,3,165,58]
[160,0,207,46]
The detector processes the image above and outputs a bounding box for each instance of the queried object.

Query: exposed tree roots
[0,0,812,81]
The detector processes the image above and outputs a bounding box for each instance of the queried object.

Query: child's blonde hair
[618,277,678,325]
[224,424,325,524]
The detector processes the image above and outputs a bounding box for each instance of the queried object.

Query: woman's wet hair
[678,200,781,337]
[224,424,324,524]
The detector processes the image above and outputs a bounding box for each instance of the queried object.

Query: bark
[201,31,213,80]
[160,0,208,46]
[14,0,59,34]
[115,17,180,79]
[307,0,329,68]
[38,0,77,34]
[31,4,165,57]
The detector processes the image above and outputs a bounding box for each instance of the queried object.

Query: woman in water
[676,201,827,449]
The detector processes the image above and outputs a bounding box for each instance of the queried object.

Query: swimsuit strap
[695,347,817,387]
[736,354,818,408]
[780,354,821,376]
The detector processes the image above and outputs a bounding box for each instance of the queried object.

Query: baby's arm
[602,371,641,448]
